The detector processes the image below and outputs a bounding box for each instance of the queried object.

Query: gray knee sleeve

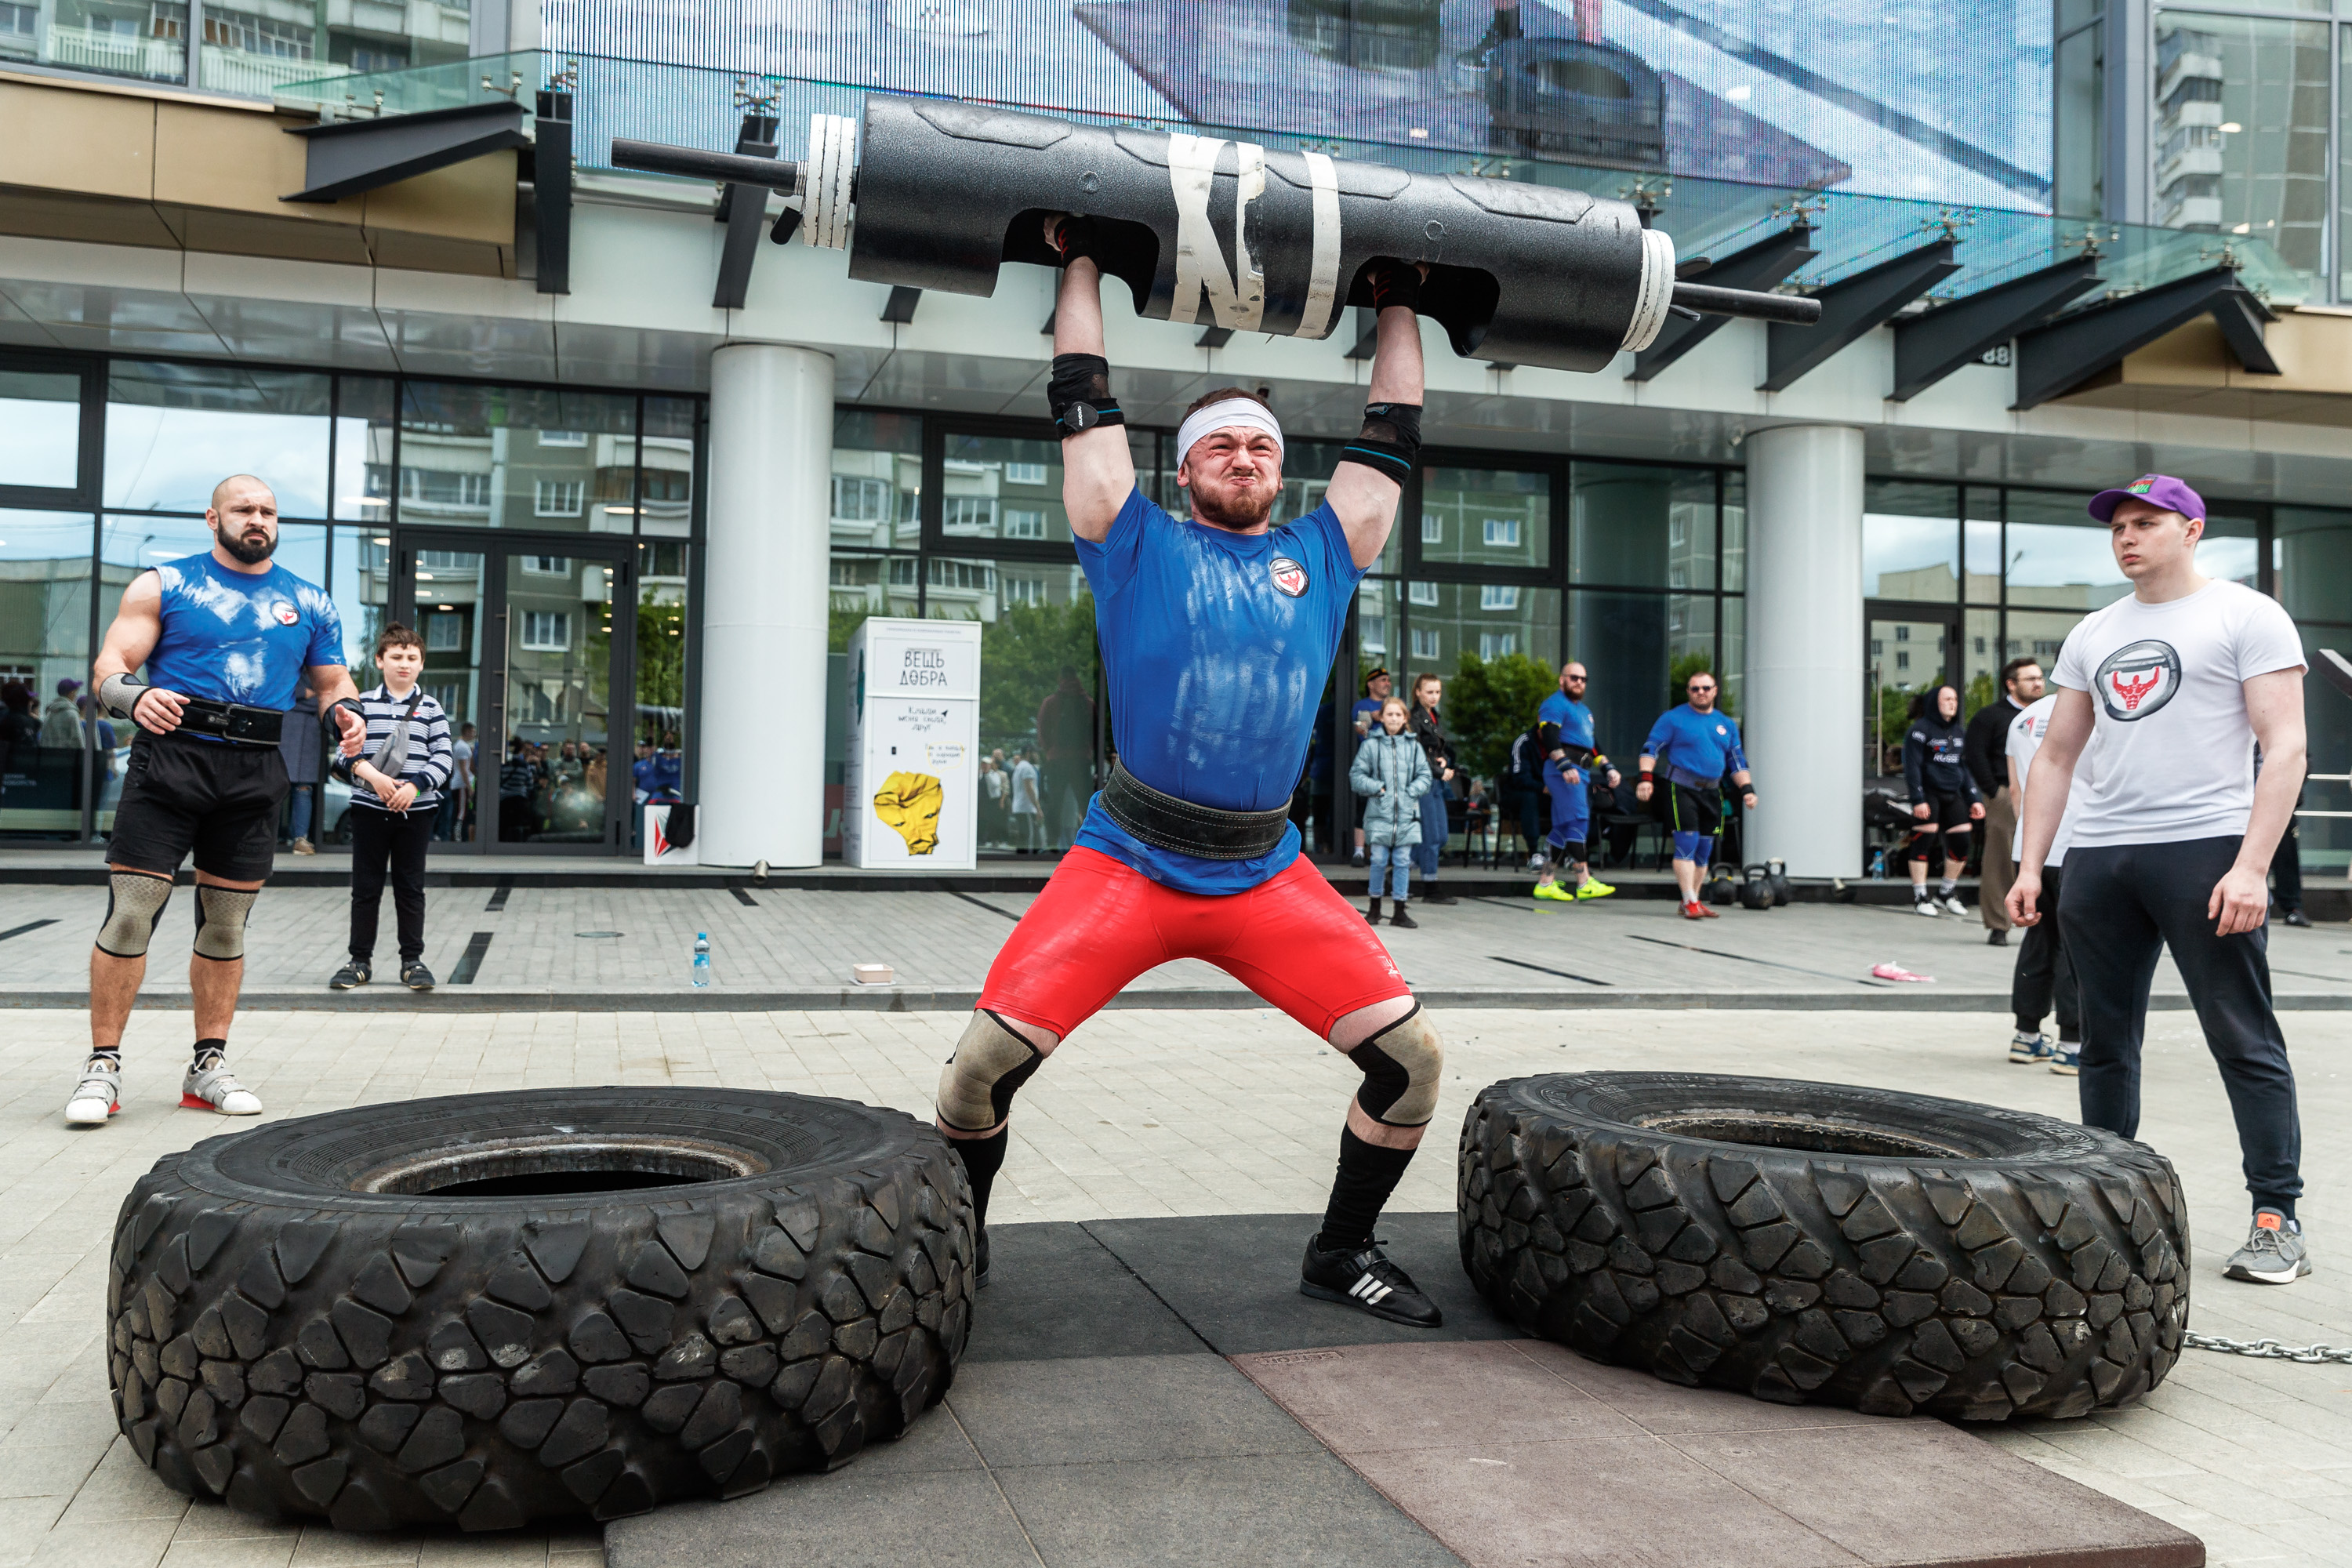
[96,873,174,959]
[191,886,257,962]
[936,1010,1044,1134]
[1349,1001,1443,1127]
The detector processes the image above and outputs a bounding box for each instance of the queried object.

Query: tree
[1448,649,1554,781]
[974,597,1100,755]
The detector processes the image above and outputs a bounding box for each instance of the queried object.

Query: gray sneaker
[2223,1211,2310,1286]
[65,1060,122,1126]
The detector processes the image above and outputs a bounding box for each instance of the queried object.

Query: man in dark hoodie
[1904,683,1983,916]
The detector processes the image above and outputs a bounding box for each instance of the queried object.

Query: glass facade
[0,0,471,93]
[0,349,705,850]
[2153,9,2334,279]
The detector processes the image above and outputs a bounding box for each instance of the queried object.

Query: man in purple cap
[2006,474,2311,1286]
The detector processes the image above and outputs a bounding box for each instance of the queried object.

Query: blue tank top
[1073,487,1366,895]
[146,551,344,713]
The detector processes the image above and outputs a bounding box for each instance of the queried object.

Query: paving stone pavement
[7,879,2351,1007]
[0,1005,2345,1566]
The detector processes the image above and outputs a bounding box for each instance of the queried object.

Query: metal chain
[2184,1330,2352,1365]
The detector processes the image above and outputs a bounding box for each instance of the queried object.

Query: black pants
[350,804,437,964]
[2011,861,2078,1040]
[2060,835,2300,1210]
[2270,818,2302,912]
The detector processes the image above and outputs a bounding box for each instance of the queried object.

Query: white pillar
[699,343,833,868]
[1744,423,1865,880]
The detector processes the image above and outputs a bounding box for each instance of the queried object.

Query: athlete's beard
[1189,481,1275,532]
[216,521,277,564]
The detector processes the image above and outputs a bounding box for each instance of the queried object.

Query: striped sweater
[332,685,455,811]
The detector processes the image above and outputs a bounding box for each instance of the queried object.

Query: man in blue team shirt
[70,474,365,1127]
[930,216,1447,1326]
[1530,660,1618,903]
[1635,670,1756,920]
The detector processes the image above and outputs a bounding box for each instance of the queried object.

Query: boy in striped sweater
[329,623,453,991]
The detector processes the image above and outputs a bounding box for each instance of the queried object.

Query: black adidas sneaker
[1298,1238,1443,1327]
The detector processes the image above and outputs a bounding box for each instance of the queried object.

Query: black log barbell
[613,98,1818,372]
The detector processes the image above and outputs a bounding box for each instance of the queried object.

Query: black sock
[953,1127,1010,1231]
[192,1037,227,1069]
[1316,1127,1416,1254]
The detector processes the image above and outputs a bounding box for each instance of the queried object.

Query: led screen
[549,0,2054,211]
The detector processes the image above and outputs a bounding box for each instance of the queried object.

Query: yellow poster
[872,771,944,855]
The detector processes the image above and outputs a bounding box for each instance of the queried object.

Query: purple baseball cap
[2088,473,2205,524]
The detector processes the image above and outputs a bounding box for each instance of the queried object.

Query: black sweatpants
[2060,835,2300,1210]
[350,804,438,964]
[2011,861,2078,1040]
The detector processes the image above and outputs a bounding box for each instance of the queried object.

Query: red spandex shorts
[978,848,1412,1040]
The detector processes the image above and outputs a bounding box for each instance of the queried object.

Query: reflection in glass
[1963,608,2001,718]
[2198,514,2260,588]
[333,377,396,524]
[940,433,1070,545]
[2275,507,2352,626]
[627,540,690,848]
[1422,465,1550,570]
[106,364,333,517]
[927,557,1098,854]
[194,0,470,96]
[2002,609,2087,673]
[640,397,699,539]
[398,383,636,533]
[1,368,82,491]
[1721,473,1745,593]
[1863,481,1959,601]
[1867,614,1955,782]
[2296,624,2350,873]
[2151,11,2329,278]
[833,411,923,550]
[1572,464,1713,590]
[499,551,615,844]
[1403,581,1559,677]
[1719,597,1746,717]
[1964,508,2002,601]
[1567,592,1708,760]
[25,0,187,85]
[0,511,96,837]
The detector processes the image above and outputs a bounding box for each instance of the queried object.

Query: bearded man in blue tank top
[68,475,367,1128]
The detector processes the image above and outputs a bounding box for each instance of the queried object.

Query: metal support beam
[713,112,781,311]
[880,286,921,325]
[1889,255,2102,401]
[532,90,573,296]
[1196,325,1233,348]
[2013,266,2272,408]
[282,100,528,203]
[1760,238,1958,393]
[1626,226,1816,382]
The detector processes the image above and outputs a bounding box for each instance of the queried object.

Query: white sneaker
[181,1057,262,1116]
[1913,898,1940,917]
[1941,894,1968,916]
[66,1062,121,1126]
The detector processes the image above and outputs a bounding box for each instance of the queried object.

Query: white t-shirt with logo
[2006,695,2094,866]
[2049,579,2305,848]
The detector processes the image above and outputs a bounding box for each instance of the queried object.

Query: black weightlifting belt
[174,698,285,747]
[1098,760,1290,861]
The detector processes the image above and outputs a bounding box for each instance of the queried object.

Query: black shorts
[1664,782,1721,837]
[1911,789,1974,832]
[108,734,289,881]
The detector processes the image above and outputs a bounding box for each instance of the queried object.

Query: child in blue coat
[1350,696,1432,928]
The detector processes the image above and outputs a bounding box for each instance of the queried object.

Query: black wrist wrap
[1340,401,1422,483]
[1047,353,1123,438]
[1366,257,1422,314]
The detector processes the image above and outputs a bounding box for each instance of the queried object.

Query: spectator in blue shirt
[1634,670,1755,919]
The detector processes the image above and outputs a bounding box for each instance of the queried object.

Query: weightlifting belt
[1098,760,1291,861]
[173,698,285,747]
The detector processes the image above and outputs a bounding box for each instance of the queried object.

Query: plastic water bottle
[1868,848,1887,880]
[691,933,711,988]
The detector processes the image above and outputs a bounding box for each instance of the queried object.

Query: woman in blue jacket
[1902,683,1984,916]
[1351,696,1432,929]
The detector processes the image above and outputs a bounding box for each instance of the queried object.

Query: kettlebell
[1737,863,1774,910]
[1704,866,1737,906]
[1766,858,1794,906]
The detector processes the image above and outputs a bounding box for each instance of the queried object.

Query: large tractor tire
[1460,1073,2189,1421]
[107,1089,973,1530]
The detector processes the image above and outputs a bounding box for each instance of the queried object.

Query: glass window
[2343,28,2352,302]
[1864,481,1959,601]
[940,434,1073,545]
[1719,596,1746,717]
[1,367,82,492]
[332,526,394,674]
[1403,582,1559,682]
[2198,511,2261,588]
[1566,591,1704,759]
[397,383,636,533]
[2003,608,2089,676]
[2004,489,2130,612]
[2297,622,2350,875]
[1964,495,2002,602]
[2151,11,2330,278]
[1721,472,1745,593]
[198,0,470,96]
[2276,507,2352,624]
[2053,20,2104,219]
[638,397,699,539]
[1963,608,2002,718]
[1422,464,1550,570]
[627,539,690,844]
[333,376,395,524]
[0,511,96,837]
[1571,463,1714,589]
[833,411,923,550]
[928,557,1098,855]
[27,0,186,85]
[106,363,333,518]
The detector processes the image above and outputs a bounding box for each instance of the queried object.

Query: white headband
[1176,399,1284,470]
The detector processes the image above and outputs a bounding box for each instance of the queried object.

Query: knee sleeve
[1347,1001,1443,1128]
[1690,836,1714,867]
[1557,840,1586,862]
[191,885,257,962]
[1944,825,1972,862]
[1671,829,1703,861]
[936,1009,1044,1134]
[96,872,173,959]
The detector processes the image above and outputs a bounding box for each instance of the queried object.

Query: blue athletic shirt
[1073,486,1366,894]
[1642,703,1747,788]
[1536,691,1594,772]
[145,551,344,715]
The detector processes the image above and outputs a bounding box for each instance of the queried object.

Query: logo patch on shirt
[2093,638,2182,721]
[1269,557,1308,597]
[273,603,299,626]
